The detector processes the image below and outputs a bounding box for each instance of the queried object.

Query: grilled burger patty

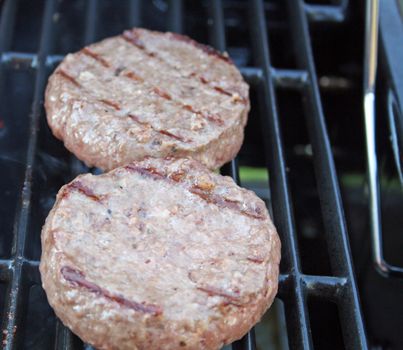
[45,28,250,171]
[40,157,280,350]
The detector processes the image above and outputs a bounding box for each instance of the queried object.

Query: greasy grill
[2,0,401,349]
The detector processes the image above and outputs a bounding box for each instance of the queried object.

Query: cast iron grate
[0,0,368,349]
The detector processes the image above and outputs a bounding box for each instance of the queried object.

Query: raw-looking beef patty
[45,28,250,171]
[40,157,280,350]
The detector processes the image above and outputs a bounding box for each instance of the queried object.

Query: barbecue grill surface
[5,0,403,349]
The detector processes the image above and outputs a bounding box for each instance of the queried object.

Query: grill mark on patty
[182,104,223,126]
[125,165,166,180]
[74,47,224,127]
[168,32,233,65]
[124,71,144,82]
[122,30,153,55]
[128,114,190,143]
[56,65,190,143]
[54,65,189,143]
[213,85,247,104]
[57,69,81,87]
[189,72,246,103]
[246,257,265,264]
[125,73,224,126]
[123,30,232,65]
[153,87,172,100]
[128,113,147,125]
[189,186,265,220]
[125,71,221,126]
[125,166,265,220]
[62,181,103,201]
[81,47,110,68]
[99,99,121,110]
[61,266,163,316]
[213,86,232,97]
[99,96,192,142]
[168,170,186,182]
[196,285,242,306]
[158,129,186,141]
[121,30,246,105]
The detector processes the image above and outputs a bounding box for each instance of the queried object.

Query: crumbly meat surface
[45,28,250,171]
[40,158,280,350]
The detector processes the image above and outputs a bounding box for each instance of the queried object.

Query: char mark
[190,73,246,104]
[127,70,224,126]
[125,71,144,82]
[99,99,121,110]
[122,30,146,50]
[183,104,223,126]
[128,114,190,143]
[246,257,265,264]
[121,30,244,106]
[158,129,186,142]
[61,266,163,316]
[57,66,191,143]
[153,87,172,100]
[123,165,265,220]
[125,165,166,180]
[168,170,185,182]
[62,181,103,202]
[168,32,233,65]
[213,86,236,98]
[213,86,233,97]
[128,113,148,126]
[189,186,265,220]
[57,69,81,87]
[196,285,242,306]
[81,47,110,68]
[123,29,233,65]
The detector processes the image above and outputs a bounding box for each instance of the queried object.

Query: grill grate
[0,0,368,349]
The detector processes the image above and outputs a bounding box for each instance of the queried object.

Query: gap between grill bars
[0,0,368,349]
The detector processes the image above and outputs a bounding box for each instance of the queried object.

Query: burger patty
[45,28,250,171]
[40,157,280,350]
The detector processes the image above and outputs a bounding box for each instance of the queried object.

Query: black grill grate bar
[208,0,226,52]
[55,320,71,350]
[168,0,183,34]
[0,260,11,282]
[24,259,40,268]
[0,51,312,93]
[129,0,142,27]
[304,1,348,24]
[0,258,39,267]
[279,274,347,297]
[271,68,309,90]
[46,54,65,67]
[232,328,257,350]
[0,52,38,69]
[0,50,311,92]
[249,0,313,348]
[301,275,347,300]
[1,0,58,348]
[287,0,368,348]
[240,67,263,85]
[55,294,77,346]
[57,1,103,348]
[0,52,62,69]
[208,0,239,183]
[0,51,311,94]
[84,0,99,46]
[67,0,100,179]
[207,3,249,349]
[0,0,18,53]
